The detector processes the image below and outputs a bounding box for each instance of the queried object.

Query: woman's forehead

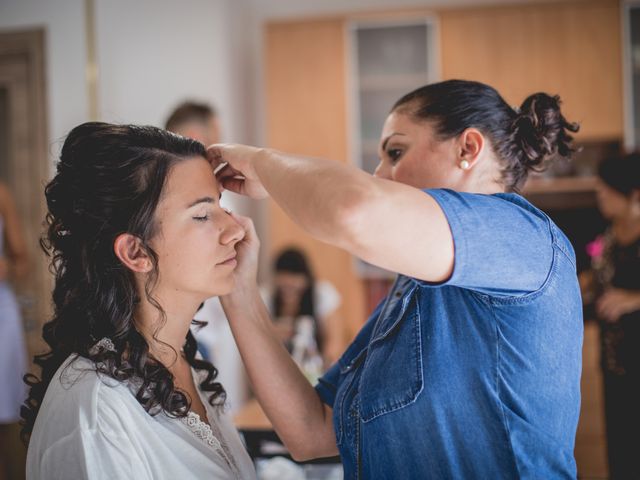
[161,156,220,206]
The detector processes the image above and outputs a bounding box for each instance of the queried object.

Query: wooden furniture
[234,398,272,430]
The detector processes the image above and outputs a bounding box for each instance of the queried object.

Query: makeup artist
[213,80,583,479]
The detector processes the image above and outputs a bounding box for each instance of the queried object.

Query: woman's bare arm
[220,214,337,461]
[211,146,454,283]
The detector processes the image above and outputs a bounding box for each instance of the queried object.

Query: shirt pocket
[358,297,424,423]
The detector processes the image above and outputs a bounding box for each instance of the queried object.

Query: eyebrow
[187,195,221,208]
[381,133,407,152]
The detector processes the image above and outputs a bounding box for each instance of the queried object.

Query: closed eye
[192,215,210,222]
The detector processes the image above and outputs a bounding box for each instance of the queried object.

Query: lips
[217,253,237,265]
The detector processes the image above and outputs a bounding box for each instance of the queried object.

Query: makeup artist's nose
[373,160,391,180]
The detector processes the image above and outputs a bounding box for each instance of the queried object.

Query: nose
[373,160,390,180]
[219,210,245,245]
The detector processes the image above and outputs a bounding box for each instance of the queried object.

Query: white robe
[27,355,257,479]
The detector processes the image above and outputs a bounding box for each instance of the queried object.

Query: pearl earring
[460,159,470,170]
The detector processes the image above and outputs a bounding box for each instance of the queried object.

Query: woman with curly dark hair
[22,122,256,479]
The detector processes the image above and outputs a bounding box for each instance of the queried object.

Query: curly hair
[21,122,226,443]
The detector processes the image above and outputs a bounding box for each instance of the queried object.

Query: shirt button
[395,291,402,297]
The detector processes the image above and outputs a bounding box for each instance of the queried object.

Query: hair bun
[511,93,579,171]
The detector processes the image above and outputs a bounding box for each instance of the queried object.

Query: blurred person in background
[165,101,248,412]
[0,181,29,480]
[581,153,640,479]
[165,101,221,147]
[262,247,343,382]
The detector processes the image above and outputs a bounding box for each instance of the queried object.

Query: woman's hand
[596,288,640,322]
[224,212,261,301]
[207,144,270,199]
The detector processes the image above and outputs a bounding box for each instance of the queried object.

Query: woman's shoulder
[34,355,137,441]
[429,188,546,217]
[28,354,135,463]
[425,189,555,246]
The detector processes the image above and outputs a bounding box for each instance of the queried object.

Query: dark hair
[597,152,640,196]
[392,79,580,191]
[21,122,225,443]
[165,101,216,132]
[272,247,323,351]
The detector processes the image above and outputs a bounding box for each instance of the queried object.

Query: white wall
[94,0,251,143]
[0,0,257,160]
[1,0,256,214]
[0,0,89,160]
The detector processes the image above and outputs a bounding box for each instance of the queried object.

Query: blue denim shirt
[315,190,583,479]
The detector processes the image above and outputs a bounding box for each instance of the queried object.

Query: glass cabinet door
[349,18,439,175]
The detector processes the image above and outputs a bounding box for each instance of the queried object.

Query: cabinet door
[349,19,438,176]
[265,19,366,339]
[440,0,623,141]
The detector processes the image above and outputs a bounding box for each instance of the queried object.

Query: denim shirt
[315,190,583,479]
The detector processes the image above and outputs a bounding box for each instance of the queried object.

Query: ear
[458,128,485,168]
[113,233,152,273]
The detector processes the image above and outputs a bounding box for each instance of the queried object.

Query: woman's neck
[134,292,201,368]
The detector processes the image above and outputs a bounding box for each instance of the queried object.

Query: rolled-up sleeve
[424,189,556,297]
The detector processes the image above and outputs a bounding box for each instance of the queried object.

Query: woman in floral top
[581,153,640,479]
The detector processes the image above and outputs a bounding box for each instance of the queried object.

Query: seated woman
[22,123,256,479]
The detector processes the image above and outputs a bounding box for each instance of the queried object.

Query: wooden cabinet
[440,0,622,141]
